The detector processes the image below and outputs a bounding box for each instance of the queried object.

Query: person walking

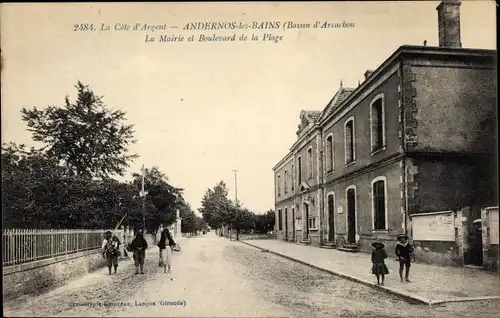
[102,231,120,275]
[371,240,389,286]
[130,232,148,275]
[395,234,414,283]
[157,227,176,274]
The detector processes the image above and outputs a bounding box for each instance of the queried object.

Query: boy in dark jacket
[130,232,148,274]
[395,234,414,283]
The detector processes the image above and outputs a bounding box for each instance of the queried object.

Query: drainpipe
[400,59,409,236]
[318,130,325,246]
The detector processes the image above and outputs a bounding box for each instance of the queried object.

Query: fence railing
[2,229,116,267]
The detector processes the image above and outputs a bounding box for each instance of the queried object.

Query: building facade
[273,1,497,263]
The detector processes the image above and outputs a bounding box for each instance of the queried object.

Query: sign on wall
[337,206,343,214]
[488,208,499,245]
[411,211,455,241]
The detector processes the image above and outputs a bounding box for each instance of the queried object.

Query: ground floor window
[308,217,317,229]
[278,209,282,230]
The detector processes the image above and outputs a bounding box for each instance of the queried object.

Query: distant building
[272,1,497,267]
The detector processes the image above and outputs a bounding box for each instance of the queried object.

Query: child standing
[395,234,414,283]
[130,232,148,275]
[371,241,389,285]
[157,228,176,274]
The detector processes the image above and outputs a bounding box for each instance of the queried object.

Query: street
[3,233,499,318]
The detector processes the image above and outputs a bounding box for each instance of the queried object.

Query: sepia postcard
[1,1,498,317]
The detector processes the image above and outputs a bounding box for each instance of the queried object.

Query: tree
[228,205,256,240]
[130,166,183,233]
[1,142,133,229]
[254,209,275,234]
[199,181,232,229]
[20,81,138,178]
[179,201,197,234]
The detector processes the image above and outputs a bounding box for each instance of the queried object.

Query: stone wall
[3,249,108,302]
[482,207,499,272]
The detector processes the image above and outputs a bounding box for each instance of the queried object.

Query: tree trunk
[236,228,239,241]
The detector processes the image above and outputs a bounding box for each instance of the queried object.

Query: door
[466,208,483,266]
[347,188,356,244]
[292,208,296,241]
[284,208,288,241]
[304,203,309,240]
[328,194,335,242]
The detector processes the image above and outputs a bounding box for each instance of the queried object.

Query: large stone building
[272,1,497,263]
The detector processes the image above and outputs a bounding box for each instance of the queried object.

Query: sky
[1,1,496,215]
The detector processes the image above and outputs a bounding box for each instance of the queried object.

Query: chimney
[436,0,462,48]
[364,70,374,80]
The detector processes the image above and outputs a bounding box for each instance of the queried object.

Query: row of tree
[2,81,207,233]
[199,181,275,237]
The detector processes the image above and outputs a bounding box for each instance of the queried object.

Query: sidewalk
[240,239,500,306]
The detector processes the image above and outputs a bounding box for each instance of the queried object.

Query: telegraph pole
[232,170,239,241]
[232,170,238,206]
[139,164,148,234]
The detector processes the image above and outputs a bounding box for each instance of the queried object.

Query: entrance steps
[337,243,360,253]
[298,239,311,246]
[320,242,337,249]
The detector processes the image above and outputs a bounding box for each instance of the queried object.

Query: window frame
[325,133,334,173]
[277,174,281,197]
[278,208,283,230]
[344,116,356,165]
[307,147,313,180]
[371,176,388,231]
[369,94,386,154]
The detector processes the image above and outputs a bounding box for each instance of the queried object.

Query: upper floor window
[284,170,288,193]
[297,157,302,185]
[307,147,313,179]
[344,117,356,164]
[370,95,386,152]
[277,175,281,196]
[291,165,294,191]
[326,135,334,172]
[371,177,388,230]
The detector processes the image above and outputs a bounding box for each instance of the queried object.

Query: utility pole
[232,170,239,241]
[139,164,148,234]
[232,170,238,206]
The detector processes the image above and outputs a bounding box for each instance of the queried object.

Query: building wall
[275,198,295,241]
[322,160,403,254]
[323,71,400,184]
[407,64,496,153]
[274,157,294,203]
[415,156,498,214]
[294,132,320,188]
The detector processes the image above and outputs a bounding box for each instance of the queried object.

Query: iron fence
[2,228,118,267]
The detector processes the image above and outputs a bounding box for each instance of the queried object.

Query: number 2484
[73,24,95,31]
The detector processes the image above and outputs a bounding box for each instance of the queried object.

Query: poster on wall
[488,208,499,245]
[411,211,455,241]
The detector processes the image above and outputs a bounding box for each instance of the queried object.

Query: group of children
[101,228,178,276]
[371,234,414,285]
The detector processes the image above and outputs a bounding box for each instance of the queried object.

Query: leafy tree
[179,201,197,234]
[130,166,183,233]
[199,181,232,229]
[254,209,276,234]
[2,142,65,228]
[228,205,256,239]
[1,142,140,229]
[20,81,138,178]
